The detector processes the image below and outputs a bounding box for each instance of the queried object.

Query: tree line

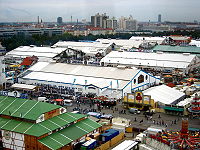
[1,30,200,52]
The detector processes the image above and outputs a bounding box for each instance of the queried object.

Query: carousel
[150,119,200,150]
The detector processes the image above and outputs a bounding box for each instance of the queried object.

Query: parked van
[129,108,140,114]
[38,97,48,102]
[63,99,73,106]
[87,112,101,119]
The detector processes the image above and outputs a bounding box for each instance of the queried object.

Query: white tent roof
[143,85,185,104]
[112,140,138,150]
[6,46,66,60]
[11,83,36,90]
[53,41,113,55]
[101,51,195,69]
[177,98,192,106]
[129,36,166,44]
[23,62,140,89]
[189,40,200,47]
[96,39,142,49]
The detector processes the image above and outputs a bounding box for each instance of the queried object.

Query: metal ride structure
[163,119,200,150]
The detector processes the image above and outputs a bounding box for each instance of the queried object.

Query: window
[134,79,136,84]
[138,75,144,84]
[146,75,148,80]
[88,87,96,89]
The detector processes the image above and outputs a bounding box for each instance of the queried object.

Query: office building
[158,14,161,23]
[57,17,63,24]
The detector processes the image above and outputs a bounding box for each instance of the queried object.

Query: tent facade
[18,62,160,98]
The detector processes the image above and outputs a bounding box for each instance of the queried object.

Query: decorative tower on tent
[188,94,200,117]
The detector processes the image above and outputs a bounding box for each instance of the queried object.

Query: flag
[12,73,15,82]
[73,78,76,84]
[117,80,119,88]
[85,80,87,89]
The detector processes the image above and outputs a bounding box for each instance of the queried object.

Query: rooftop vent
[157,51,163,54]
[117,65,126,69]
[183,53,190,56]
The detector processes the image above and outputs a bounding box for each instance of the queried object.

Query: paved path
[66,101,200,132]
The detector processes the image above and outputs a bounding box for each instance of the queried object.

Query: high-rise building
[57,17,63,24]
[119,15,138,31]
[91,13,109,28]
[158,14,161,23]
[106,17,118,29]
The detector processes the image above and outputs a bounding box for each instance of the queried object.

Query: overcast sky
[0,0,200,22]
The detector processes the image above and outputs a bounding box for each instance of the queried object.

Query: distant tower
[57,17,63,24]
[37,16,40,24]
[158,14,161,23]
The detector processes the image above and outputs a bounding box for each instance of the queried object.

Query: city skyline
[0,0,200,22]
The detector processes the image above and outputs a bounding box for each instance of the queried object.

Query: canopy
[54,99,64,102]
[185,78,199,82]
[11,83,37,91]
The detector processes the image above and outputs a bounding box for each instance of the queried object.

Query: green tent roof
[153,45,200,55]
[0,112,86,137]
[0,96,61,120]
[38,118,102,150]
[164,106,184,112]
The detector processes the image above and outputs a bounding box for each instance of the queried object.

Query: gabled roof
[0,112,86,137]
[22,62,140,89]
[0,96,61,121]
[38,118,102,150]
[153,45,200,54]
[100,51,196,69]
[143,85,185,104]
[6,46,66,61]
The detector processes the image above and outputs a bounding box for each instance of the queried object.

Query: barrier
[95,141,110,150]
[110,132,125,147]
[95,132,125,150]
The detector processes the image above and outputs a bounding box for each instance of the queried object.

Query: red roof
[86,26,113,31]
[54,99,63,102]
[20,57,34,66]
[167,82,176,88]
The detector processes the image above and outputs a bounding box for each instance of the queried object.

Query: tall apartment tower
[57,17,63,24]
[91,13,109,28]
[119,15,138,31]
[106,17,118,29]
[158,14,162,23]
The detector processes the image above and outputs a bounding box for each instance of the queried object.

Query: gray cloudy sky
[0,0,200,22]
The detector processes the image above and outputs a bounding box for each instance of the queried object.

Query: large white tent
[18,62,160,98]
[6,46,67,62]
[100,51,198,73]
[96,39,142,50]
[143,85,185,105]
[53,41,114,56]
[129,36,166,44]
